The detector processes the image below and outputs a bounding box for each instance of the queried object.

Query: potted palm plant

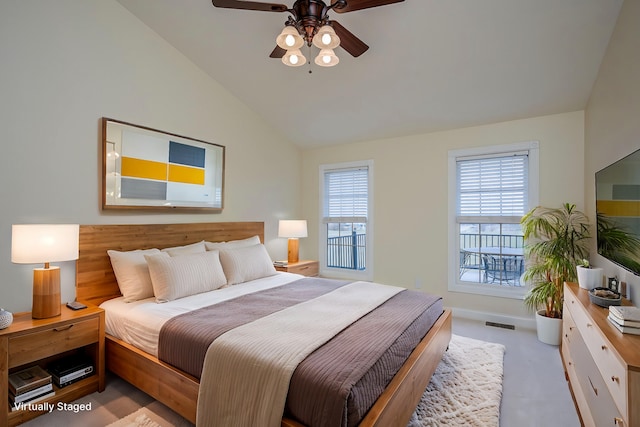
[521,203,590,345]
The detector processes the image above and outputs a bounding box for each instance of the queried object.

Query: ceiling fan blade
[211,0,288,12]
[269,45,287,58]
[332,0,404,13]
[331,21,368,57]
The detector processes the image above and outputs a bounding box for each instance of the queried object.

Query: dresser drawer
[565,292,627,419]
[8,317,99,368]
[570,321,624,427]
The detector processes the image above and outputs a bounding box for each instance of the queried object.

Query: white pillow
[145,250,227,303]
[161,240,206,256]
[107,248,161,302]
[218,244,277,285]
[205,235,261,251]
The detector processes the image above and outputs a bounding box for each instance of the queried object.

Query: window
[448,142,539,298]
[320,161,373,280]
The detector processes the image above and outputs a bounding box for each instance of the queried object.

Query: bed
[75,222,451,427]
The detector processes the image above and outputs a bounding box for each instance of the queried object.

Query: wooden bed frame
[76,222,452,427]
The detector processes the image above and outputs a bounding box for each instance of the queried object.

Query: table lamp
[11,224,79,319]
[278,220,307,264]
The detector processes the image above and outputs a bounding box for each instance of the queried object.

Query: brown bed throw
[158,277,443,427]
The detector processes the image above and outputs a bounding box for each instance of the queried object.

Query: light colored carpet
[409,334,505,427]
[112,334,504,427]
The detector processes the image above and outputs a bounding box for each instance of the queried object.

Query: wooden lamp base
[32,266,61,319]
[287,238,300,264]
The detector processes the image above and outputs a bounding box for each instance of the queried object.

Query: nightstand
[0,305,105,426]
[274,260,319,277]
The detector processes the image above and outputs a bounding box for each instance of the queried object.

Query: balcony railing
[327,231,366,270]
[459,233,525,287]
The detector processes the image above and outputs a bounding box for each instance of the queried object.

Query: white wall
[585,0,640,301]
[302,111,585,321]
[0,1,301,312]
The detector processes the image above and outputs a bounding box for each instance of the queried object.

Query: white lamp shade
[315,48,339,67]
[282,49,307,67]
[279,220,308,238]
[276,26,304,50]
[12,224,79,264]
[312,25,340,49]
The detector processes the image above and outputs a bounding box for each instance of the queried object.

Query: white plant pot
[576,266,603,290]
[536,309,562,346]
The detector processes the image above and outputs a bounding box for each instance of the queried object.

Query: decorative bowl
[589,287,622,307]
[0,309,13,329]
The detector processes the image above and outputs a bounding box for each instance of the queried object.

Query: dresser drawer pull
[601,345,607,350]
[612,376,620,383]
[615,417,624,425]
[588,376,598,396]
[587,323,593,328]
[53,324,74,332]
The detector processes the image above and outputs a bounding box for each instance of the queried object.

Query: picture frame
[102,118,224,211]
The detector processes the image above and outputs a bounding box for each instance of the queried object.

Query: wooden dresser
[562,282,640,427]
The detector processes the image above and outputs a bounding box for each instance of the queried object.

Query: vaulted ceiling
[116,0,623,148]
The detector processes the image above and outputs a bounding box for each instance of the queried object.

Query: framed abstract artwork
[102,118,225,211]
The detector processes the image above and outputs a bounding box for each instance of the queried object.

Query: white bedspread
[196,281,403,427]
[100,272,304,356]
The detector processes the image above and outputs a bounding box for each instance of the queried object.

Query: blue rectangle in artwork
[169,141,205,168]
[121,178,167,200]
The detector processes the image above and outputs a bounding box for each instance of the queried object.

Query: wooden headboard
[76,222,264,306]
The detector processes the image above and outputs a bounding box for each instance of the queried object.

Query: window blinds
[457,153,528,216]
[323,166,368,222]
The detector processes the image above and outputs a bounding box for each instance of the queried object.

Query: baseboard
[451,307,536,331]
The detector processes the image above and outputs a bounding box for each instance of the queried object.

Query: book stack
[608,305,640,335]
[8,365,54,408]
[47,354,94,388]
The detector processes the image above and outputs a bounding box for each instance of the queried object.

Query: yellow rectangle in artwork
[168,164,205,185]
[121,157,167,181]
[597,200,640,217]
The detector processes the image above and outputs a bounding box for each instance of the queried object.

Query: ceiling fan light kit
[212,0,405,68]
[282,49,307,66]
[276,25,304,50]
[312,25,340,49]
[315,48,339,66]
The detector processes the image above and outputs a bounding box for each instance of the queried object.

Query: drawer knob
[614,417,624,425]
[601,345,607,350]
[53,324,74,332]
[587,323,593,328]
[612,376,620,383]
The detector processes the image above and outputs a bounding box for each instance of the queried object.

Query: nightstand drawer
[8,317,99,368]
[288,263,318,276]
[275,260,319,277]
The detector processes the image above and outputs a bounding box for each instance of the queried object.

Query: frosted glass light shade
[312,25,340,49]
[276,26,304,50]
[315,48,339,67]
[282,49,306,67]
[12,224,79,264]
[279,220,308,238]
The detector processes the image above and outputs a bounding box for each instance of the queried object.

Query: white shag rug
[106,408,174,427]
[408,334,505,427]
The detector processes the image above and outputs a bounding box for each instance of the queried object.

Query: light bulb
[321,33,332,46]
[285,34,295,47]
[322,55,331,64]
[290,54,299,65]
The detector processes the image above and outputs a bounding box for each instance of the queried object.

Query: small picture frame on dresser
[608,277,620,293]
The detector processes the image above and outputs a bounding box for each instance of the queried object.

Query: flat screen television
[595,148,640,276]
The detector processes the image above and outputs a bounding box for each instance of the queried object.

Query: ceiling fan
[211,0,405,67]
